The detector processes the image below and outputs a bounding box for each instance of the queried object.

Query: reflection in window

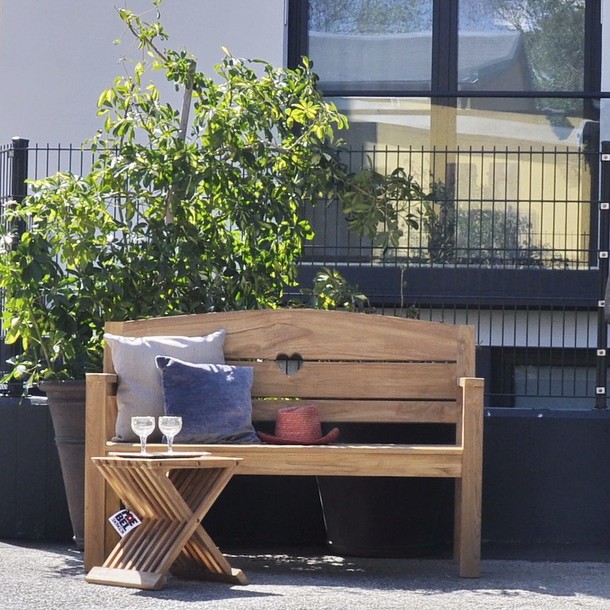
[301,0,594,271]
[307,0,433,92]
[458,0,585,114]
[307,97,592,269]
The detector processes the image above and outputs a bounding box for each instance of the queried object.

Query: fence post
[10,137,29,194]
[10,137,29,229]
[4,137,29,395]
[596,141,610,409]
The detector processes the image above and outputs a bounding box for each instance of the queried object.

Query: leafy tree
[0,1,436,384]
[339,167,424,251]
[301,267,370,312]
[0,1,349,383]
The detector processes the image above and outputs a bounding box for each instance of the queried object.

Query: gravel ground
[0,540,609,610]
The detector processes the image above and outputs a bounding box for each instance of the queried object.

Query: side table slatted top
[86,455,247,590]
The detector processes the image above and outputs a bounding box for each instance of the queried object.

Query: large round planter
[40,380,86,550]
[317,476,453,557]
[317,423,454,558]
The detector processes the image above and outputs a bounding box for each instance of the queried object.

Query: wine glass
[131,416,156,455]
[159,416,182,454]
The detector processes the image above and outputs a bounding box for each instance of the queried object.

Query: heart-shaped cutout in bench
[275,353,303,376]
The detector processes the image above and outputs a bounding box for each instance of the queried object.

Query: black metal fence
[1,138,608,409]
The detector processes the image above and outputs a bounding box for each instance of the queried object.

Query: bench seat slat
[106,443,464,478]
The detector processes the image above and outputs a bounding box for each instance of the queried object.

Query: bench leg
[454,476,482,577]
[455,376,484,577]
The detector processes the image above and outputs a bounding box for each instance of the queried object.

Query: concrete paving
[0,539,609,610]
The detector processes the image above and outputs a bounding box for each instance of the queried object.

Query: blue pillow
[155,356,260,443]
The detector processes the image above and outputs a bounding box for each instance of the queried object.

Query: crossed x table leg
[86,455,247,590]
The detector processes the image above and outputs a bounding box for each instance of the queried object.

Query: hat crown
[275,405,322,442]
[256,404,340,445]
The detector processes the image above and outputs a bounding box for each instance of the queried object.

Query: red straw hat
[257,405,340,445]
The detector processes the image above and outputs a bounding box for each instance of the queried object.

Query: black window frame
[288,0,605,288]
[289,0,602,114]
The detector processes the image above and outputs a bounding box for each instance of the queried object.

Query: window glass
[307,0,433,92]
[311,96,592,269]
[301,1,594,271]
[333,96,588,148]
[458,0,585,109]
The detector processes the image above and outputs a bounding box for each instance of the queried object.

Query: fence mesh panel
[0,142,605,407]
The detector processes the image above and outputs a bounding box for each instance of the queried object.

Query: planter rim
[39,379,85,387]
[485,407,610,420]
[39,379,86,401]
[0,395,48,406]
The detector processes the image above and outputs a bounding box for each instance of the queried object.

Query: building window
[297,1,596,101]
[306,0,434,93]
[289,0,601,271]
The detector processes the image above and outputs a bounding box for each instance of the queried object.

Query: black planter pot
[205,475,327,548]
[0,396,72,541]
[40,380,86,550]
[317,423,455,558]
[318,476,453,557]
[482,408,610,553]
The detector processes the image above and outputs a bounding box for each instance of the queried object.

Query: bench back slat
[251,399,461,424]
[105,309,465,363]
[243,360,458,400]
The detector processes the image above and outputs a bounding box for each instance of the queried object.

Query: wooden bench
[84,309,484,577]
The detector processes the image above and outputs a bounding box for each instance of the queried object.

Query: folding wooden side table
[86,454,247,590]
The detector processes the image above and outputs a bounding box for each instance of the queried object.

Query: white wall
[3,1,610,147]
[0,0,286,146]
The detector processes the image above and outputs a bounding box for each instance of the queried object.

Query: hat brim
[257,427,340,445]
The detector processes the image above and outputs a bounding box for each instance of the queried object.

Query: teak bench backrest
[85,309,483,578]
[102,308,475,431]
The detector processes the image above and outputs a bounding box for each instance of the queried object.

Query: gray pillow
[105,330,226,441]
[155,356,260,444]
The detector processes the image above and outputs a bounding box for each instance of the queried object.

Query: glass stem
[140,436,146,454]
